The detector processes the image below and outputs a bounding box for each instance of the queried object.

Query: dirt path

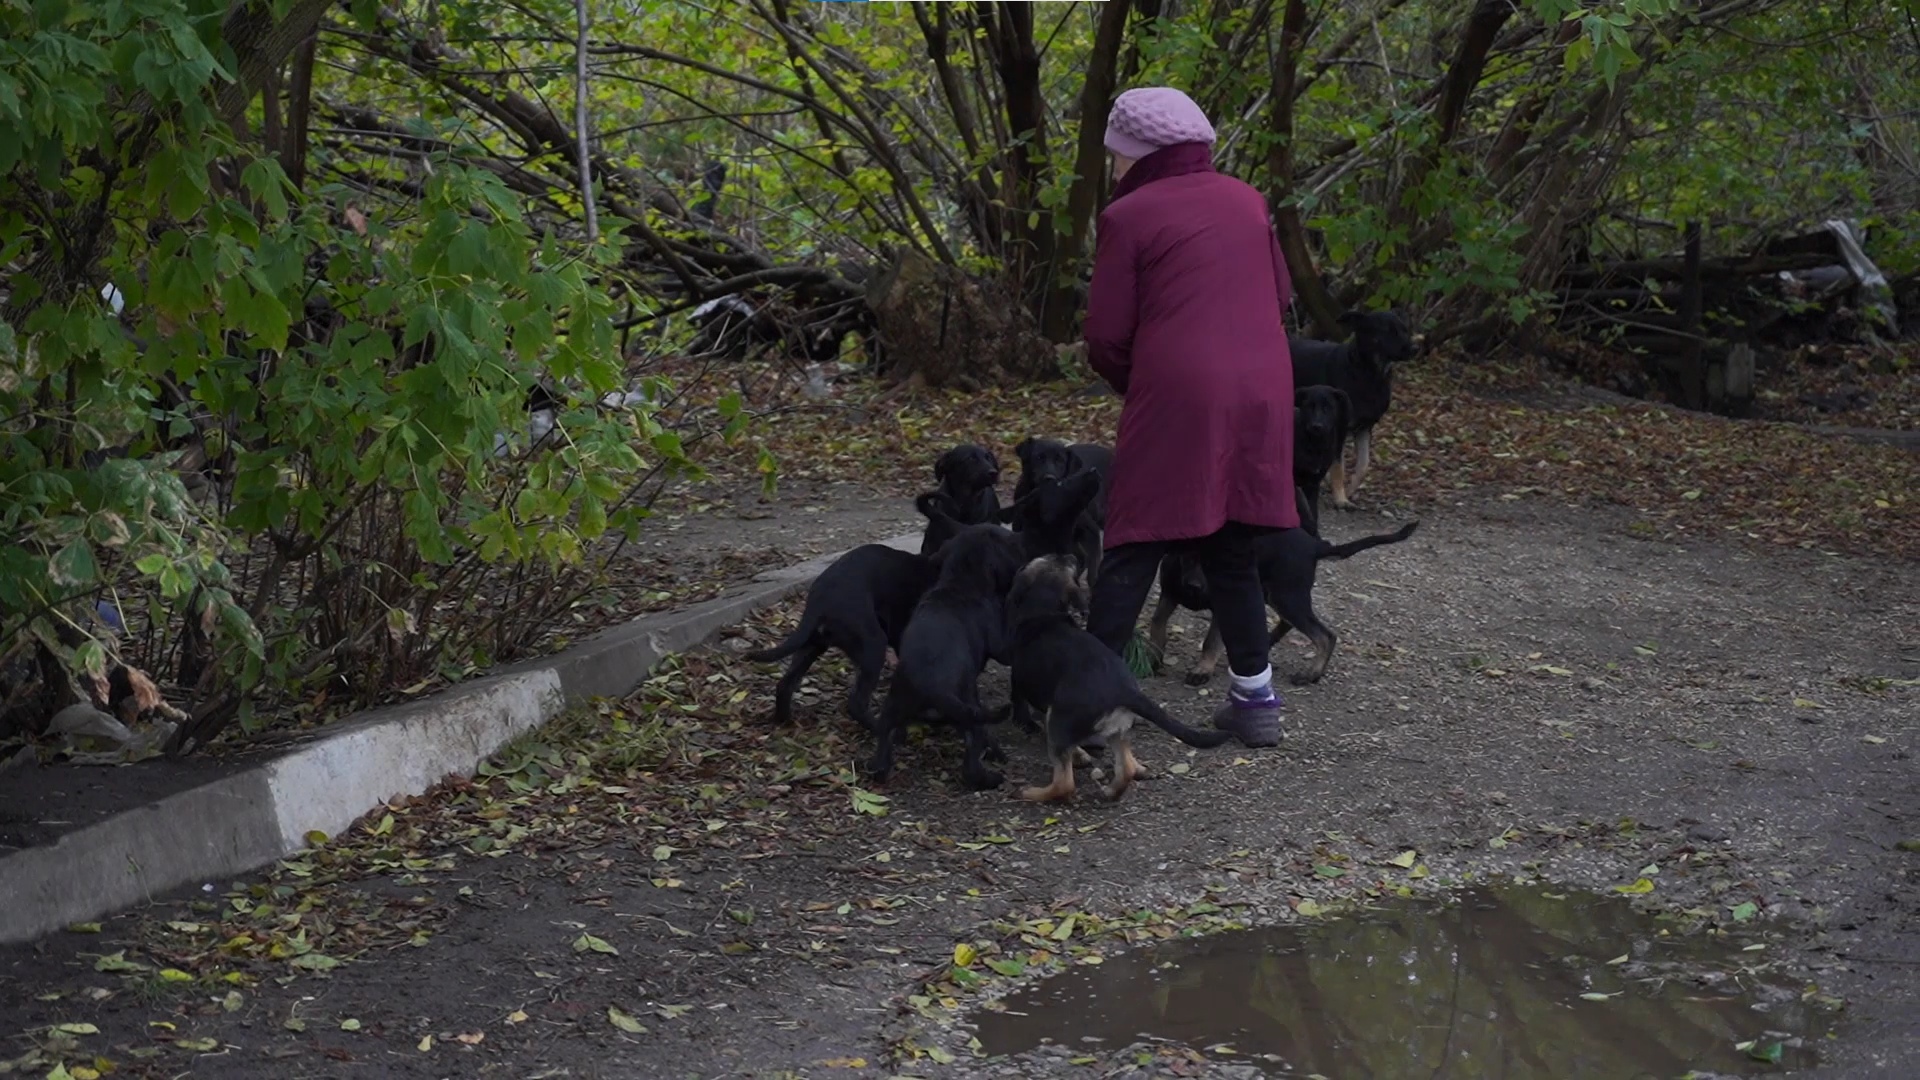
[3,496,1916,1079]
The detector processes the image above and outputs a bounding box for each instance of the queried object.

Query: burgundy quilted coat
[1083,141,1300,547]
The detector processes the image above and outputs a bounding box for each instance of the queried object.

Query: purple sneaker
[1211,687,1284,748]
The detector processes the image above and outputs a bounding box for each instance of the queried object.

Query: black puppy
[1289,310,1418,509]
[867,523,1028,790]
[746,544,936,732]
[1148,520,1420,686]
[925,444,1002,553]
[1006,555,1233,803]
[1010,437,1113,581]
[1294,385,1352,529]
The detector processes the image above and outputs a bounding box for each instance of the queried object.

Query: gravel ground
[2,494,1916,1080]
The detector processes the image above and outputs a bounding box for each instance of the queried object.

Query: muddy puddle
[971,885,1837,1078]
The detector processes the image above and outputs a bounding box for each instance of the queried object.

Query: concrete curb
[0,530,924,946]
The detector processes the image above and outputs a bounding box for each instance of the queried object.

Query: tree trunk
[1037,0,1133,342]
[1266,0,1342,339]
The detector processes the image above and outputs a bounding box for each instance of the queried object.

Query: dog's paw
[1183,669,1215,687]
[1019,784,1070,803]
[1288,671,1324,686]
[1071,746,1097,766]
[967,768,1006,791]
[984,743,1008,765]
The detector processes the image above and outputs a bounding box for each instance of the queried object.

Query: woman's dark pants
[1085,520,1274,678]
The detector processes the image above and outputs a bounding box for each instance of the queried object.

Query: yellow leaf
[1388,850,1417,868]
[819,1058,868,1068]
[158,968,195,983]
[952,942,977,968]
[418,1035,434,1052]
[72,1067,102,1080]
[1295,898,1324,917]
[304,830,328,846]
[1410,864,1430,879]
[66,923,103,934]
[1049,915,1077,942]
[456,1032,484,1045]
[1613,877,1656,895]
[608,1007,647,1034]
[506,1010,528,1024]
[54,1023,100,1035]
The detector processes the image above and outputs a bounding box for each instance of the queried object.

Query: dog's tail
[1127,694,1235,749]
[1315,521,1419,562]
[744,612,821,663]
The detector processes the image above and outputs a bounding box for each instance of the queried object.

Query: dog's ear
[1013,437,1037,464]
[1294,387,1309,408]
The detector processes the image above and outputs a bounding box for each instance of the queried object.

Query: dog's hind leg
[1146,588,1179,675]
[1104,734,1148,801]
[1183,619,1226,686]
[863,679,909,782]
[843,633,889,733]
[771,644,826,725]
[1328,453,1352,510]
[1269,584,1338,685]
[1348,429,1374,496]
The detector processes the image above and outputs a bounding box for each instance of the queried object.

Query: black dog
[923,444,1002,555]
[1147,520,1420,687]
[1006,556,1233,803]
[1289,310,1418,509]
[867,523,1028,790]
[1010,437,1113,581]
[746,544,936,732]
[1293,385,1352,529]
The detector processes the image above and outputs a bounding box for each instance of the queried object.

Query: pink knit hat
[1103,87,1216,160]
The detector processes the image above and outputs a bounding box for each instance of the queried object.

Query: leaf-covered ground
[3,495,1916,1079]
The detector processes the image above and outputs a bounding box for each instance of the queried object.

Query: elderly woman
[1081,87,1298,748]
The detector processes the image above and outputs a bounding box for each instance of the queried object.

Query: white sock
[1230,665,1274,698]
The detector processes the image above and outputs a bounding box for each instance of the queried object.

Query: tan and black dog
[1005,555,1232,803]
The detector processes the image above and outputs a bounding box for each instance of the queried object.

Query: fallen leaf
[418,1035,434,1052]
[340,1018,361,1031]
[608,1007,647,1034]
[1168,762,1192,775]
[1388,850,1418,868]
[651,845,674,861]
[1863,735,1887,745]
[176,1037,219,1052]
[506,1010,529,1024]
[1294,898,1325,917]
[456,1032,484,1045]
[66,923,102,934]
[157,968,195,982]
[53,1023,100,1036]
[289,953,340,971]
[1579,991,1621,1002]
[1730,901,1758,922]
[573,933,619,956]
[1613,877,1655,895]
[953,942,978,968]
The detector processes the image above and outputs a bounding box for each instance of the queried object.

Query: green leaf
[573,933,618,956]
